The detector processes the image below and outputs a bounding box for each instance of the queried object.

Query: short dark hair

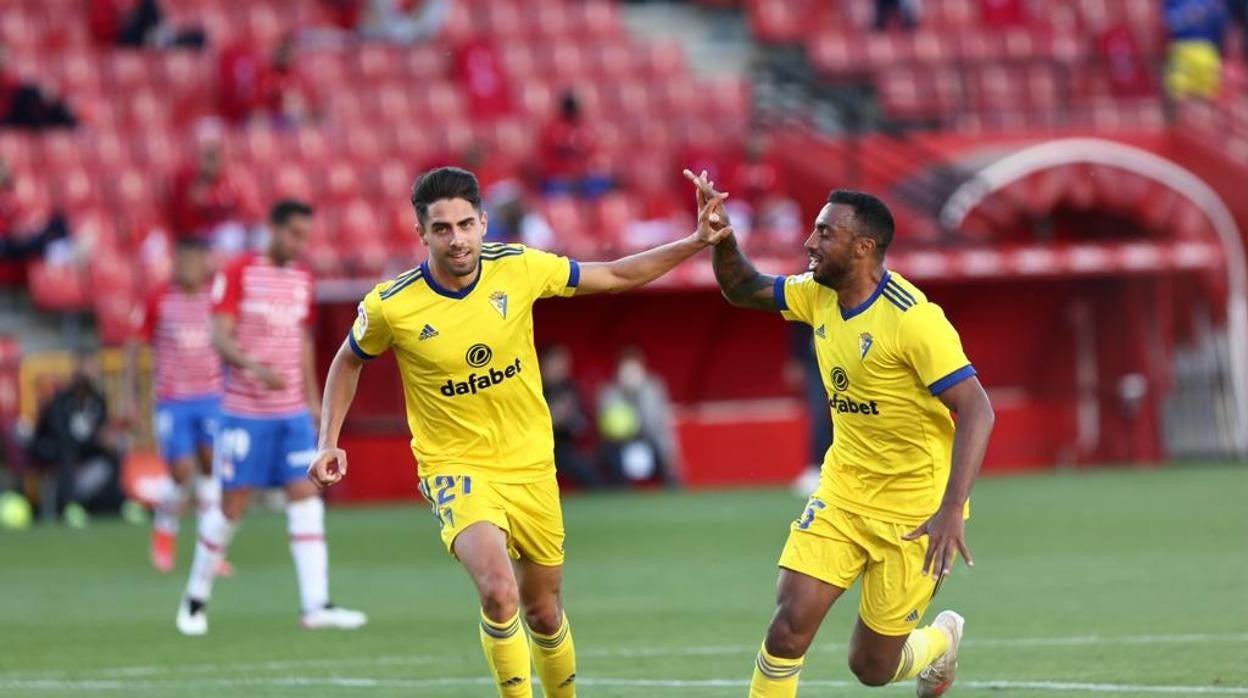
[826,189,894,257]
[410,167,482,224]
[269,198,314,226]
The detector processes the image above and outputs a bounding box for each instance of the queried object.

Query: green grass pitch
[1,464,1245,697]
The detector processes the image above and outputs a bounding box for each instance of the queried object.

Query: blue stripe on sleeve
[773,276,788,311]
[928,364,976,396]
[347,332,377,361]
[567,259,581,288]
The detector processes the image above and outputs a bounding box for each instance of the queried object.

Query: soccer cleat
[151,529,175,573]
[300,604,368,630]
[176,598,208,636]
[916,610,964,697]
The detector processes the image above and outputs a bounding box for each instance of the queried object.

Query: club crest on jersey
[859,332,874,359]
[489,290,508,319]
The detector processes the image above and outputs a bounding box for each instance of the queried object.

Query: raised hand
[683,168,731,233]
[693,182,733,246]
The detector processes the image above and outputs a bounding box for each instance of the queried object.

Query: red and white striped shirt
[211,253,315,417]
[133,284,223,401]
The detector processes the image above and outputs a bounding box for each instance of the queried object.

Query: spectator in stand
[167,125,260,253]
[258,34,321,128]
[485,181,556,249]
[0,156,69,287]
[0,43,77,131]
[217,42,265,124]
[453,37,512,120]
[538,91,616,198]
[28,353,127,527]
[874,0,920,30]
[1093,15,1154,98]
[540,345,604,489]
[359,0,450,43]
[88,0,206,49]
[623,164,693,252]
[725,133,802,255]
[596,347,680,487]
[1164,0,1229,99]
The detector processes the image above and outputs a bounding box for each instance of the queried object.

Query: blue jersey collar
[840,271,890,321]
[421,259,482,299]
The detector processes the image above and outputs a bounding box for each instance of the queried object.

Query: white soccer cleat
[300,604,368,630]
[176,598,208,636]
[916,610,964,697]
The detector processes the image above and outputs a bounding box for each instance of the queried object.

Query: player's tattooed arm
[711,233,781,311]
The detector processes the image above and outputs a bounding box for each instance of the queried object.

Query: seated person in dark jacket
[30,354,124,521]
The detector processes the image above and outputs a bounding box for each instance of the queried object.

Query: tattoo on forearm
[711,237,776,310]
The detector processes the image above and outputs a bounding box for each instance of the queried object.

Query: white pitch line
[1,632,1244,682]
[2,676,1247,694]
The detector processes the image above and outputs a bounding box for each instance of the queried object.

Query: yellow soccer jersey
[348,243,580,483]
[776,270,975,525]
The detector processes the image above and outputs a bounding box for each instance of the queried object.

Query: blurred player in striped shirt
[126,237,229,575]
[176,200,365,635]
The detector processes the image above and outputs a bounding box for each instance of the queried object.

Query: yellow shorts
[419,473,565,567]
[778,496,939,636]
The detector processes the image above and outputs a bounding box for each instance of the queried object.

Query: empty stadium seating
[0,0,751,328]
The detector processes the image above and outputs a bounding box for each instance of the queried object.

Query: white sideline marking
[1,632,1244,684]
[2,676,1247,694]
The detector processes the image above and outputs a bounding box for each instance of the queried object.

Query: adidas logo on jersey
[814,324,826,339]
[829,392,881,415]
[419,324,438,341]
[440,358,523,396]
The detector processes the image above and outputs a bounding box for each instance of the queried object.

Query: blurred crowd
[542,344,682,489]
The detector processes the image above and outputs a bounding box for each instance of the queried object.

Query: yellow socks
[529,612,577,697]
[891,625,950,682]
[480,610,533,697]
[749,643,804,697]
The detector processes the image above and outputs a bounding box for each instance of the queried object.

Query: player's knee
[847,650,894,687]
[523,601,562,635]
[764,612,813,658]
[478,571,520,621]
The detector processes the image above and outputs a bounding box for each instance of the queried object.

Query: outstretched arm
[575,191,732,295]
[307,340,367,489]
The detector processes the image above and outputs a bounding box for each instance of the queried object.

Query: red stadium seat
[27,261,89,311]
[403,45,448,81]
[747,0,812,43]
[573,0,623,39]
[354,44,401,83]
[324,162,362,202]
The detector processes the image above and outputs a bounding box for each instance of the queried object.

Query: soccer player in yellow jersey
[307,167,730,697]
[692,172,995,697]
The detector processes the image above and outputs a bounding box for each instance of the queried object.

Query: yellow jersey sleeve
[347,284,393,360]
[778,273,821,325]
[523,247,581,299]
[896,302,976,396]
